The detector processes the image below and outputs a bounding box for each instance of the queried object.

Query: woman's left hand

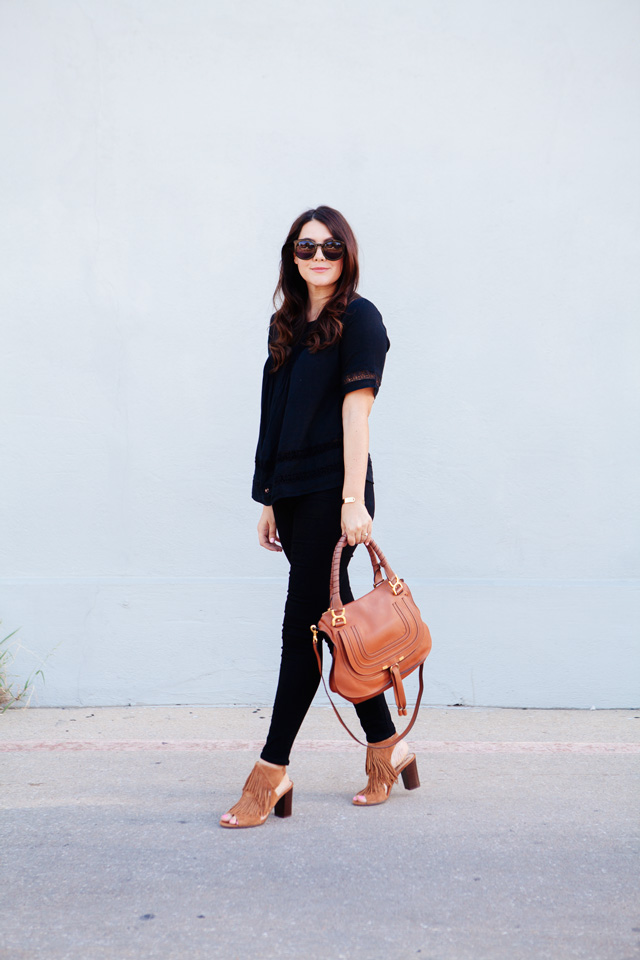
[341,501,372,547]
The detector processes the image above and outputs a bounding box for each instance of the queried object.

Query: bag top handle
[329,534,399,611]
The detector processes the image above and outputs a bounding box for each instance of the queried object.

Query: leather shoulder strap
[313,638,424,749]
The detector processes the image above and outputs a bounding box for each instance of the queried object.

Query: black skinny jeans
[260,483,396,766]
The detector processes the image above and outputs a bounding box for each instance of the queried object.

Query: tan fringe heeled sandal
[220,761,293,828]
[352,737,420,806]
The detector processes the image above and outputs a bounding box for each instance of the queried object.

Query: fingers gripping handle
[329,535,399,611]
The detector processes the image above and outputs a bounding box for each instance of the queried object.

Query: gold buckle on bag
[331,608,347,627]
[382,655,405,671]
[389,576,403,596]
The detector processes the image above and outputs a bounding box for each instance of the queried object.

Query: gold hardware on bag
[310,625,318,643]
[331,608,347,627]
[389,576,403,596]
[382,655,405,671]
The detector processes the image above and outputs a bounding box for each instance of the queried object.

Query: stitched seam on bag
[347,621,413,668]
[347,626,394,673]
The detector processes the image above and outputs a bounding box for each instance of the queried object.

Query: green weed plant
[0,626,45,712]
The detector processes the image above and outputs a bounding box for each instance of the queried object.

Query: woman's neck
[306,284,337,322]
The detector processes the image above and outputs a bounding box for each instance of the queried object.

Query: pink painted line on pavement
[0,739,638,754]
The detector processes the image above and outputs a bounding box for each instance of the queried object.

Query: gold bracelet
[342,497,365,505]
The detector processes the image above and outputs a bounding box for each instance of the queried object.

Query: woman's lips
[311,267,330,271]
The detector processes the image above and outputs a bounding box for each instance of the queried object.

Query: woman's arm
[341,387,375,547]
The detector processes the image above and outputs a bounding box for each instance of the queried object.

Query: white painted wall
[1,0,638,708]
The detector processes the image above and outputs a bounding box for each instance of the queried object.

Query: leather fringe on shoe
[365,748,399,797]
[220,762,293,828]
[353,736,420,806]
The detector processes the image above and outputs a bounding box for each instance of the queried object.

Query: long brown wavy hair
[269,206,359,372]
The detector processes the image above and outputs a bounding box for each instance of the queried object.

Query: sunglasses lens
[295,240,316,260]
[294,239,345,261]
[323,241,344,260]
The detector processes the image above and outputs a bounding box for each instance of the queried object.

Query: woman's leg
[260,488,341,765]
[261,483,395,766]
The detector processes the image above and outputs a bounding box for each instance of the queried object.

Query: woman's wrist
[342,496,365,505]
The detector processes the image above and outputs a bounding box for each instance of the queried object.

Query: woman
[220,206,419,828]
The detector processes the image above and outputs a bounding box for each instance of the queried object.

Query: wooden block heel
[274,785,293,818]
[400,756,420,790]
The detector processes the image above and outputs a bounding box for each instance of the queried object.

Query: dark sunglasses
[293,238,345,261]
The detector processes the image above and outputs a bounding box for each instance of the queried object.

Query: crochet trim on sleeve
[342,371,381,387]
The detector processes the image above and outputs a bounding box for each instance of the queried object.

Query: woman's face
[293,220,344,292]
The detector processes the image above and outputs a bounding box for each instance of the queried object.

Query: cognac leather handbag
[311,535,432,747]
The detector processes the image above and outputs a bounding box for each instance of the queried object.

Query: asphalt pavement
[1,705,638,960]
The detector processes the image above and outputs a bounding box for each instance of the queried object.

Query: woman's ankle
[258,757,286,770]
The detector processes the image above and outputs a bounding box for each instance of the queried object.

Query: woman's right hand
[257,505,282,552]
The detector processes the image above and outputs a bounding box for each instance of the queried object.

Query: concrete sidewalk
[1,706,638,960]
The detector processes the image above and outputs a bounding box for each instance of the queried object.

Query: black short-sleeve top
[252,296,390,505]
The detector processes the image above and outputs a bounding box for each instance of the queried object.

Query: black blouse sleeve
[339,298,390,398]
